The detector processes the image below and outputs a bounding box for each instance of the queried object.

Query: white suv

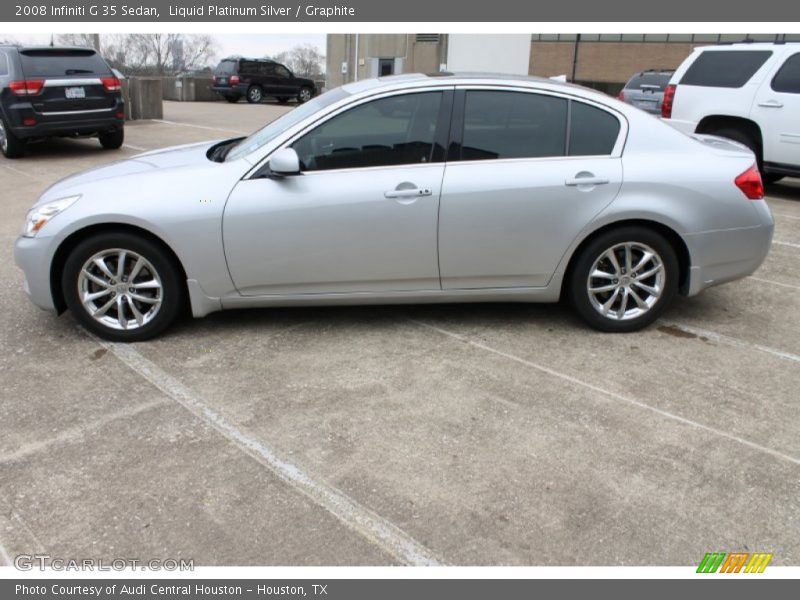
[663,42,800,183]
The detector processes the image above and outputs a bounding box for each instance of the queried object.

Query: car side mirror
[268,148,301,176]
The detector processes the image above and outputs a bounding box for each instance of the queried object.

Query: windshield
[225,88,350,162]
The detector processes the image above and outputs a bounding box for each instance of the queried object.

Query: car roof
[338,72,622,107]
[696,41,800,51]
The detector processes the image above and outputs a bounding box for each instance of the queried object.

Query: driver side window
[291,92,442,172]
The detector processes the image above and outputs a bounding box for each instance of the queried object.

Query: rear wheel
[98,127,124,150]
[246,85,264,104]
[297,87,313,103]
[62,232,184,342]
[0,116,26,158]
[710,127,777,182]
[568,227,678,332]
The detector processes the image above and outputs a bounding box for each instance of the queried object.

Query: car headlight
[21,195,81,237]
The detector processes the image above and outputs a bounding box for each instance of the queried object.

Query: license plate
[65,87,86,99]
[217,78,227,84]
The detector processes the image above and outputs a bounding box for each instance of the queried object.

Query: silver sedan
[14,73,774,341]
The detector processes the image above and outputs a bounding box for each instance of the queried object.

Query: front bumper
[684,209,774,296]
[14,234,58,312]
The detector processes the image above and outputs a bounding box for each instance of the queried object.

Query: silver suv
[618,69,674,115]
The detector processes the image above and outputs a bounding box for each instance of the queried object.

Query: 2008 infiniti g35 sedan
[14,73,774,341]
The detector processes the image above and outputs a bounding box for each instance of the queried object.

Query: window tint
[0,53,8,77]
[680,50,772,88]
[772,53,800,93]
[239,60,259,75]
[292,92,442,171]
[568,102,621,156]
[215,60,237,75]
[624,72,672,91]
[461,91,567,160]
[275,65,291,78]
[19,49,110,77]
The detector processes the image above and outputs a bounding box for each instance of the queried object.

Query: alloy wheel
[77,248,163,331]
[298,88,312,102]
[586,242,665,321]
[0,120,7,153]
[248,87,262,103]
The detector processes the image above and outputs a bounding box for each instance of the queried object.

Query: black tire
[98,127,124,150]
[62,232,185,342]
[246,85,264,104]
[710,127,770,179]
[0,116,26,158]
[568,226,679,333]
[225,95,241,103]
[297,86,313,103]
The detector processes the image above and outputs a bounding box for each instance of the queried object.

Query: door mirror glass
[269,147,301,175]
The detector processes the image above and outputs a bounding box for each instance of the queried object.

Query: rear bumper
[211,84,247,97]
[684,209,774,296]
[4,100,124,139]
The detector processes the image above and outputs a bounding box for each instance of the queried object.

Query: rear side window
[680,50,772,88]
[624,72,672,91]
[239,60,260,75]
[0,53,8,77]
[461,91,568,160]
[215,60,237,75]
[569,102,621,156]
[19,49,110,78]
[772,53,800,93]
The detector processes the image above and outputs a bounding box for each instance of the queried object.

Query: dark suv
[211,58,316,104]
[0,46,125,158]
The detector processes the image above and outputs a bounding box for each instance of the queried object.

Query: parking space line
[409,319,800,467]
[95,336,444,566]
[122,143,148,152]
[0,398,168,465]
[772,212,800,221]
[152,119,248,136]
[0,539,11,566]
[0,163,41,180]
[774,239,800,249]
[749,276,800,291]
[660,320,800,363]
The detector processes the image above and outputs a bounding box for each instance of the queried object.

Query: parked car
[211,57,316,104]
[618,69,674,115]
[14,73,774,341]
[0,45,125,159]
[662,41,800,183]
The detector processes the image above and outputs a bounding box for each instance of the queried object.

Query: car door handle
[384,187,432,199]
[758,100,784,108]
[565,175,610,187]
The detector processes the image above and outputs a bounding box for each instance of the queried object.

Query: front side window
[772,53,800,94]
[461,91,568,160]
[292,92,442,172]
[680,50,773,88]
[275,65,291,78]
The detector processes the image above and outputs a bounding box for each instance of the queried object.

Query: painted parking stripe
[410,319,800,467]
[661,320,800,364]
[153,119,248,136]
[772,212,800,221]
[94,335,443,566]
[774,239,800,249]
[122,143,148,152]
[0,398,168,465]
[749,276,800,291]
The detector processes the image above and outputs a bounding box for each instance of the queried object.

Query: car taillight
[618,90,625,101]
[230,75,240,85]
[735,164,764,200]
[101,77,122,92]
[9,79,45,96]
[661,84,676,118]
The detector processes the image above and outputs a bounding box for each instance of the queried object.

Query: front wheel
[62,232,184,342]
[568,227,678,332]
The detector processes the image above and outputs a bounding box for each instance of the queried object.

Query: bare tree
[55,33,100,50]
[271,44,325,79]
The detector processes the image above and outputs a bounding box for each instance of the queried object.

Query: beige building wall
[529,41,708,84]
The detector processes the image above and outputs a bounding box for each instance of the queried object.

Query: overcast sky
[0,33,326,62]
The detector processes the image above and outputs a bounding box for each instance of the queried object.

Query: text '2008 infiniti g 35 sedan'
[14,73,774,341]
